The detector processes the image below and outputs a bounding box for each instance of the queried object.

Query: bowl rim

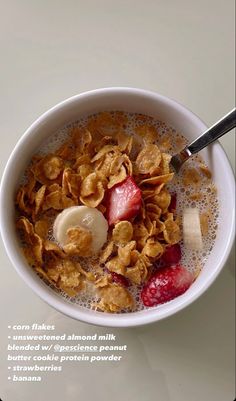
[0,87,235,327]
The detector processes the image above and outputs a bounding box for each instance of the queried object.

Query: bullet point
[8,325,11,329]
[8,336,11,339]
[8,377,11,380]
[8,367,11,369]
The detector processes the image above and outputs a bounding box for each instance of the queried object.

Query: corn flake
[62,168,81,199]
[17,217,43,265]
[118,241,136,266]
[163,215,181,244]
[64,227,92,257]
[44,240,66,258]
[80,178,105,208]
[142,238,164,258]
[80,172,98,197]
[43,188,75,211]
[31,155,63,185]
[140,173,174,186]
[55,142,75,160]
[136,144,162,175]
[110,154,126,175]
[125,254,150,284]
[35,185,47,215]
[117,132,133,153]
[133,223,149,249]
[130,249,140,265]
[74,154,91,169]
[146,203,162,217]
[34,219,49,239]
[112,221,133,244]
[108,165,127,189]
[95,275,110,288]
[91,145,118,163]
[151,188,171,211]
[135,125,157,144]
[98,284,134,312]
[71,128,92,154]
[125,265,142,285]
[159,153,171,175]
[45,259,83,296]
[105,256,126,275]
[99,241,115,264]
[43,156,63,180]
[94,136,117,152]
[16,187,32,215]
[77,164,93,180]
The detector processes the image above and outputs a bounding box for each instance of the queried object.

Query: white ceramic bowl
[0,88,235,327]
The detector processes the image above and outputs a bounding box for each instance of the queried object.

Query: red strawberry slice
[169,193,177,213]
[161,244,181,265]
[106,176,142,226]
[111,272,130,287]
[141,265,193,307]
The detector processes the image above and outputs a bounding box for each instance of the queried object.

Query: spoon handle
[187,108,236,155]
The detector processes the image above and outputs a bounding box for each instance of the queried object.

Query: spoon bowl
[171,108,236,172]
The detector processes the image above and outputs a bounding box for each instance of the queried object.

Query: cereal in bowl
[15,111,219,313]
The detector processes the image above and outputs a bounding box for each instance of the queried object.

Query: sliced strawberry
[169,193,177,213]
[141,265,193,307]
[106,176,142,226]
[161,244,181,265]
[111,272,130,287]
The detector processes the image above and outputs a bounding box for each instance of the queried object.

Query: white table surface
[0,1,235,400]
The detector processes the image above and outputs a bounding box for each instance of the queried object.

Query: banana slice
[53,206,108,254]
[183,207,203,250]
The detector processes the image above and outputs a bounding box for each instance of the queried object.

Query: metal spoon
[171,108,236,172]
